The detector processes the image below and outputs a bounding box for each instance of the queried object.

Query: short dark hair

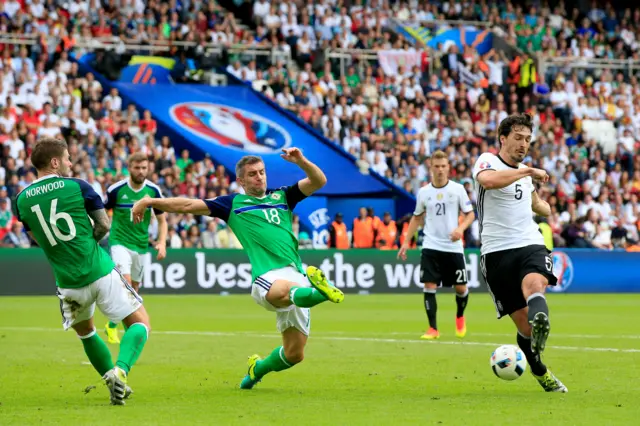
[31,138,68,170]
[497,113,533,145]
[235,155,264,178]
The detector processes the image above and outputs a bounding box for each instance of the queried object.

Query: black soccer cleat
[530,312,550,354]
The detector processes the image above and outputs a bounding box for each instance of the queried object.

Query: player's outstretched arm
[132,197,210,223]
[88,209,111,241]
[281,147,327,196]
[476,168,533,190]
[531,190,551,217]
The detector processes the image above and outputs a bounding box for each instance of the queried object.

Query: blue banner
[76,54,174,84]
[427,29,493,54]
[549,250,640,293]
[112,83,392,197]
[293,195,330,248]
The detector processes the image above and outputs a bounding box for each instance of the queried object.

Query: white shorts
[252,266,311,336]
[111,245,144,283]
[56,269,143,330]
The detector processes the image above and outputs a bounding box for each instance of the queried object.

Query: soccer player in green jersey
[14,138,151,405]
[131,148,344,389]
[104,152,167,344]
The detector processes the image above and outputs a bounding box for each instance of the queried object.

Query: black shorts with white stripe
[480,245,557,318]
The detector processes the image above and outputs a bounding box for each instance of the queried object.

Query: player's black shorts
[420,249,468,287]
[480,245,558,319]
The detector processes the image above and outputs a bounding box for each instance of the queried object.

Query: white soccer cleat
[103,367,128,405]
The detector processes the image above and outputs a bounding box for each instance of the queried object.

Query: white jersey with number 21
[472,152,544,256]
[414,181,473,254]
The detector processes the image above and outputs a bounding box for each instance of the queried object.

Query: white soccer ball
[490,345,527,381]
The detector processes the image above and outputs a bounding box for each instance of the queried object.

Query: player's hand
[281,147,305,164]
[530,168,549,183]
[397,244,409,261]
[132,196,151,224]
[450,228,464,242]
[156,242,167,260]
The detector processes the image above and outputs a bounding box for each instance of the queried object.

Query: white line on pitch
[1,326,639,354]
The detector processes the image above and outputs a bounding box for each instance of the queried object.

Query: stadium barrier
[0,249,638,296]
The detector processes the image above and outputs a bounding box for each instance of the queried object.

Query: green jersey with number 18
[204,183,307,281]
[14,174,114,289]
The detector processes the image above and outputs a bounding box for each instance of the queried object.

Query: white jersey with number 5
[414,181,474,254]
[472,152,544,255]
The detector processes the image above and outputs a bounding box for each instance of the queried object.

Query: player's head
[128,152,149,185]
[236,155,266,196]
[430,150,450,184]
[497,113,533,164]
[31,138,71,176]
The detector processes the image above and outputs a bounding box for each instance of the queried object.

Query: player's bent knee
[424,283,438,290]
[522,273,548,292]
[454,284,467,294]
[266,280,294,308]
[72,319,95,337]
[123,306,151,330]
[284,347,304,364]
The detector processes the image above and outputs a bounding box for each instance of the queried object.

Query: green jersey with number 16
[204,183,307,281]
[14,175,114,289]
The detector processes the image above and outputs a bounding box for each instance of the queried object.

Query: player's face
[129,160,148,185]
[240,162,267,196]
[502,126,532,164]
[430,158,450,183]
[54,149,72,176]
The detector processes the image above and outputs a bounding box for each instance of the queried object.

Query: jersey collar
[33,174,59,183]
[496,154,518,169]
[431,180,449,189]
[127,178,146,193]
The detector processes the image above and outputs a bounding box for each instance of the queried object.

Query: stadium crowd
[1,0,640,252]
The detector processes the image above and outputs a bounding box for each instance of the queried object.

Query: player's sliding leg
[522,273,551,354]
[304,266,344,304]
[241,328,305,389]
[511,308,567,392]
[454,284,469,338]
[421,284,439,340]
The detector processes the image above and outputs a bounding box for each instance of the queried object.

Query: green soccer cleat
[533,370,568,393]
[306,266,344,303]
[105,322,120,345]
[240,354,262,390]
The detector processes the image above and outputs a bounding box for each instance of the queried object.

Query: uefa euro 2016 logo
[548,251,574,292]
[170,102,292,153]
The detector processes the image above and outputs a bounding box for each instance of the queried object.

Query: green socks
[107,321,117,328]
[254,346,295,379]
[80,332,114,376]
[115,323,149,374]
[289,286,327,308]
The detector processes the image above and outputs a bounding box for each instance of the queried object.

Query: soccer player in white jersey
[398,150,475,340]
[472,113,567,392]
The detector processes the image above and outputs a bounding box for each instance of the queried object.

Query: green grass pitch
[1,293,639,425]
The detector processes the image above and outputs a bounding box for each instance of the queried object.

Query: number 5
[31,199,77,246]
[545,255,553,273]
[515,183,523,200]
